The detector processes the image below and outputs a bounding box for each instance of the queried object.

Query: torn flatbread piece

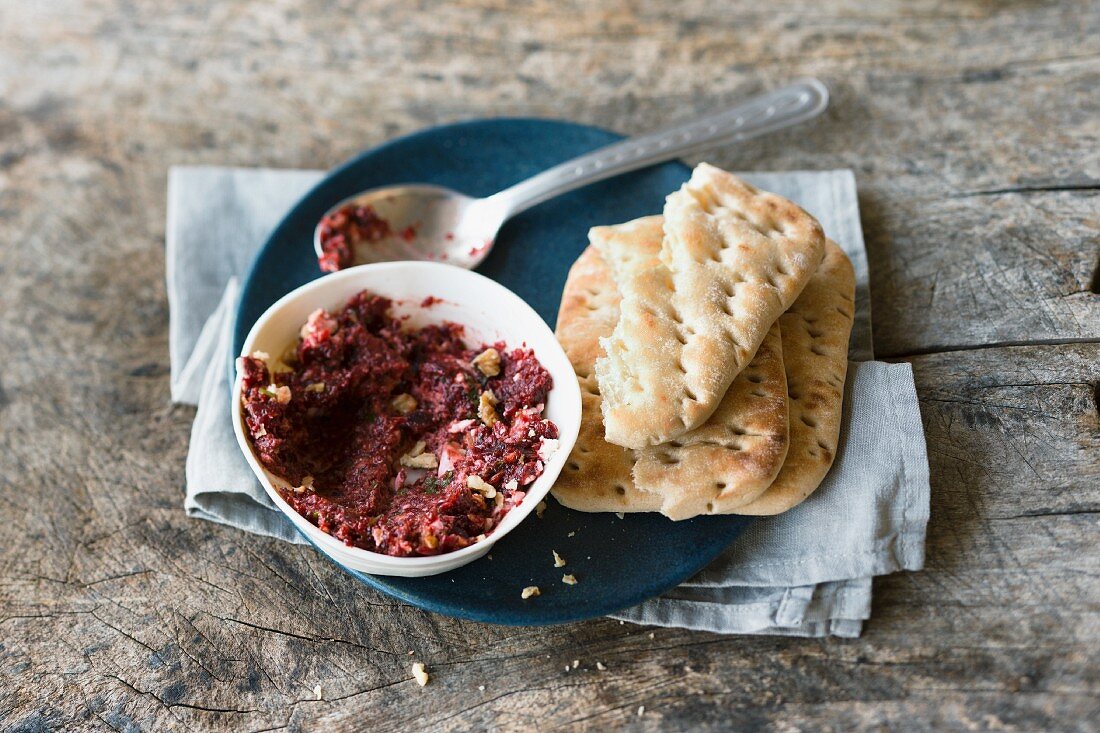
[596,163,825,449]
[552,217,790,519]
[735,239,855,515]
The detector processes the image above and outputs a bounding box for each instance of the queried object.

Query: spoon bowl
[314,185,509,270]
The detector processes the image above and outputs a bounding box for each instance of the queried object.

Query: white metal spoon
[314,78,829,271]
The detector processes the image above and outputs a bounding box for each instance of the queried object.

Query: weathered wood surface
[0,1,1097,731]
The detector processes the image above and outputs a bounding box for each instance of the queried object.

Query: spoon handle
[488,78,829,219]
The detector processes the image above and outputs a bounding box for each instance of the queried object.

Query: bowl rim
[230,260,582,570]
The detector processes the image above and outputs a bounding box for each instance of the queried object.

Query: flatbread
[632,320,788,519]
[735,239,856,515]
[551,231,661,514]
[595,163,825,449]
[551,218,790,519]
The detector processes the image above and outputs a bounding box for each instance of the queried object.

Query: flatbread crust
[596,163,825,449]
[735,239,856,515]
[551,217,790,519]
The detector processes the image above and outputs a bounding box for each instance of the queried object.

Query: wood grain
[0,0,1097,730]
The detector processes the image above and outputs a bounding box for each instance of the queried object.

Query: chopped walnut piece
[423,534,439,549]
[521,585,540,599]
[562,574,577,585]
[467,475,497,498]
[471,347,501,377]
[553,550,566,568]
[411,662,429,686]
[391,393,417,414]
[478,389,499,426]
[400,440,438,469]
[304,382,326,393]
[268,384,292,404]
[291,476,314,494]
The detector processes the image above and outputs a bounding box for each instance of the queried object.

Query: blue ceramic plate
[233,118,753,625]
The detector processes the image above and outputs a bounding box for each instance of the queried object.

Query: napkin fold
[169,165,929,637]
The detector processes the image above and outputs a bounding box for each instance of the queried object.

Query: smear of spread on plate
[239,289,558,556]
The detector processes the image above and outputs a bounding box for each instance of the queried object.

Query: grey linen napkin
[169,165,929,637]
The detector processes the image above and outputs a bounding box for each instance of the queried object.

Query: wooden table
[1,2,1097,730]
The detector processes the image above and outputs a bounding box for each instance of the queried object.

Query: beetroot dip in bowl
[231,262,581,577]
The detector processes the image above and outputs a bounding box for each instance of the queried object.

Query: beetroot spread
[239,290,558,557]
[317,205,393,273]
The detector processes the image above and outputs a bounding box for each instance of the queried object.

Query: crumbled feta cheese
[313,684,322,699]
[254,426,267,438]
[537,438,560,461]
[553,550,566,568]
[536,501,547,518]
[638,706,645,716]
[251,350,271,361]
[411,662,429,686]
[615,512,625,520]
[572,660,579,669]
[467,475,497,498]
[567,531,575,537]
[478,389,499,426]
[304,382,326,393]
[478,685,485,691]
[521,585,540,599]
[471,347,501,377]
[562,574,577,585]
[596,662,607,671]
[504,479,518,492]
[391,393,417,414]
[271,385,292,404]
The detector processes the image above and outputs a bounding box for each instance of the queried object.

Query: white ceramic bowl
[232,262,582,577]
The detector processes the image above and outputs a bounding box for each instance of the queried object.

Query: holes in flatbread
[676,359,687,374]
[810,345,827,356]
[836,306,853,319]
[746,373,763,384]
[723,281,737,298]
[817,440,831,452]
[657,452,679,465]
[706,502,715,513]
[789,391,801,400]
[807,328,824,338]
[684,387,698,402]
[567,461,580,471]
[750,389,766,398]
[801,416,817,428]
[777,263,790,277]
[577,446,591,454]
[668,441,684,448]
[715,482,726,490]
[765,274,779,289]
[615,485,627,496]
[719,300,734,316]
[728,426,746,436]
[675,329,689,345]
[585,303,599,311]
